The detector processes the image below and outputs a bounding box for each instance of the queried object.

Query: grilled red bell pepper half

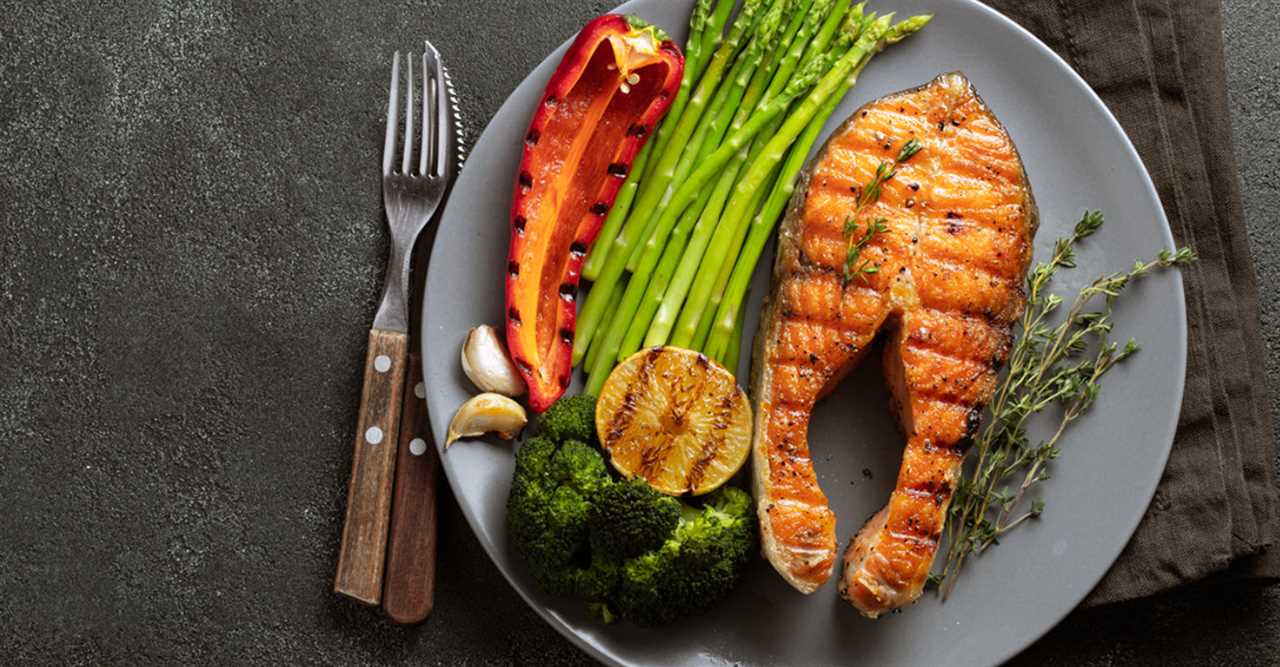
[505,14,683,412]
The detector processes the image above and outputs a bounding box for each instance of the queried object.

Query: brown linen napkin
[979,0,1279,605]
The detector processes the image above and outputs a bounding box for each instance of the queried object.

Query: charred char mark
[955,406,985,454]
[607,162,629,178]
[507,260,520,277]
[558,327,574,344]
[590,202,609,216]
[508,306,522,326]
[606,350,659,446]
[518,171,533,188]
[525,128,540,145]
[513,216,527,234]
[934,480,952,507]
[569,241,588,257]
[558,283,577,302]
[627,123,648,137]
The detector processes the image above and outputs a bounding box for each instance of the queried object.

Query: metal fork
[335,44,456,607]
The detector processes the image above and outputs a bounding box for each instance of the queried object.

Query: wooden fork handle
[334,327,408,606]
[382,353,439,624]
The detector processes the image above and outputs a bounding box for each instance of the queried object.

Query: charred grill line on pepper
[504,15,684,412]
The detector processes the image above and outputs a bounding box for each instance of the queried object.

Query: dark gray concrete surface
[0,0,1275,664]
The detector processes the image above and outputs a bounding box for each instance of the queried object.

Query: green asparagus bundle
[576,0,931,388]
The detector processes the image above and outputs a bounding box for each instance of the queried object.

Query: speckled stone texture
[0,1,1275,665]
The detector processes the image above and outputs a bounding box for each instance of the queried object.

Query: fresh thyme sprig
[936,211,1196,598]
[840,138,921,285]
[842,216,888,286]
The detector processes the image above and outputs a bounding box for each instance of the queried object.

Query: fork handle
[334,327,408,606]
[382,353,439,624]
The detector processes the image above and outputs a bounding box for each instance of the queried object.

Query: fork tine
[382,52,401,177]
[425,41,450,178]
[419,50,431,176]
[401,53,415,175]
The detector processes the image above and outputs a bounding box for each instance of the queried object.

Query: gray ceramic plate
[422,1,1187,664]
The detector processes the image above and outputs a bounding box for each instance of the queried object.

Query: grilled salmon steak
[750,72,1037,615]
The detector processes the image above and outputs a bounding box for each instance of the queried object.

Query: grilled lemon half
[595,347,752,496]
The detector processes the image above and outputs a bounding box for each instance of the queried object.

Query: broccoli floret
[529,547,618,600]
[611,541,682,626]
[510,395,756,627]
[612,486,755,626]
[510,436,556,494]
[589,478,681,560]
[536,394,598,445]
[507,434,612,595]
[549,439,608,495]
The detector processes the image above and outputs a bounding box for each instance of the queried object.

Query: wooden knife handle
[382,353,439,624]
[334,327,408,606]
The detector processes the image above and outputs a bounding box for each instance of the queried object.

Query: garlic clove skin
[461,325,527,397]
[445,393,528,448]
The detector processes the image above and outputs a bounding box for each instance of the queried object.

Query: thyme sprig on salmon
[840,216,887,286]
[937,211,1196,596]
[839,137,920,286]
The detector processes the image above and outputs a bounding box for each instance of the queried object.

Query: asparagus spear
[642,0,730,184]
[704,15,932,358]
[584,0,727,281]
[617,184,719,357]
[653,4,859,350]
[582,140,652,281]
[573,0,769,364]
[693,10,875,353]
[583,273,627,373]
[721,291,749,371]
[659,14,885,357]
[623,0,777,272]
[584,61,829,393]
[615,2,791,356]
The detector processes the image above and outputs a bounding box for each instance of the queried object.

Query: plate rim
[420,1,1188,664]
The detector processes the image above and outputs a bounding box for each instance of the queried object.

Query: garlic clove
[461,325,527,397]
[445,393,528,448]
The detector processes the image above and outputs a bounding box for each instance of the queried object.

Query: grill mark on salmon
[749,73,1037,612]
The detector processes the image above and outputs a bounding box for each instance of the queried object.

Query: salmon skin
[750,72,1037,615]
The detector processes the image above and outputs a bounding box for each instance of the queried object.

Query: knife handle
[382,353,439,624]
[334,327,408,606]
